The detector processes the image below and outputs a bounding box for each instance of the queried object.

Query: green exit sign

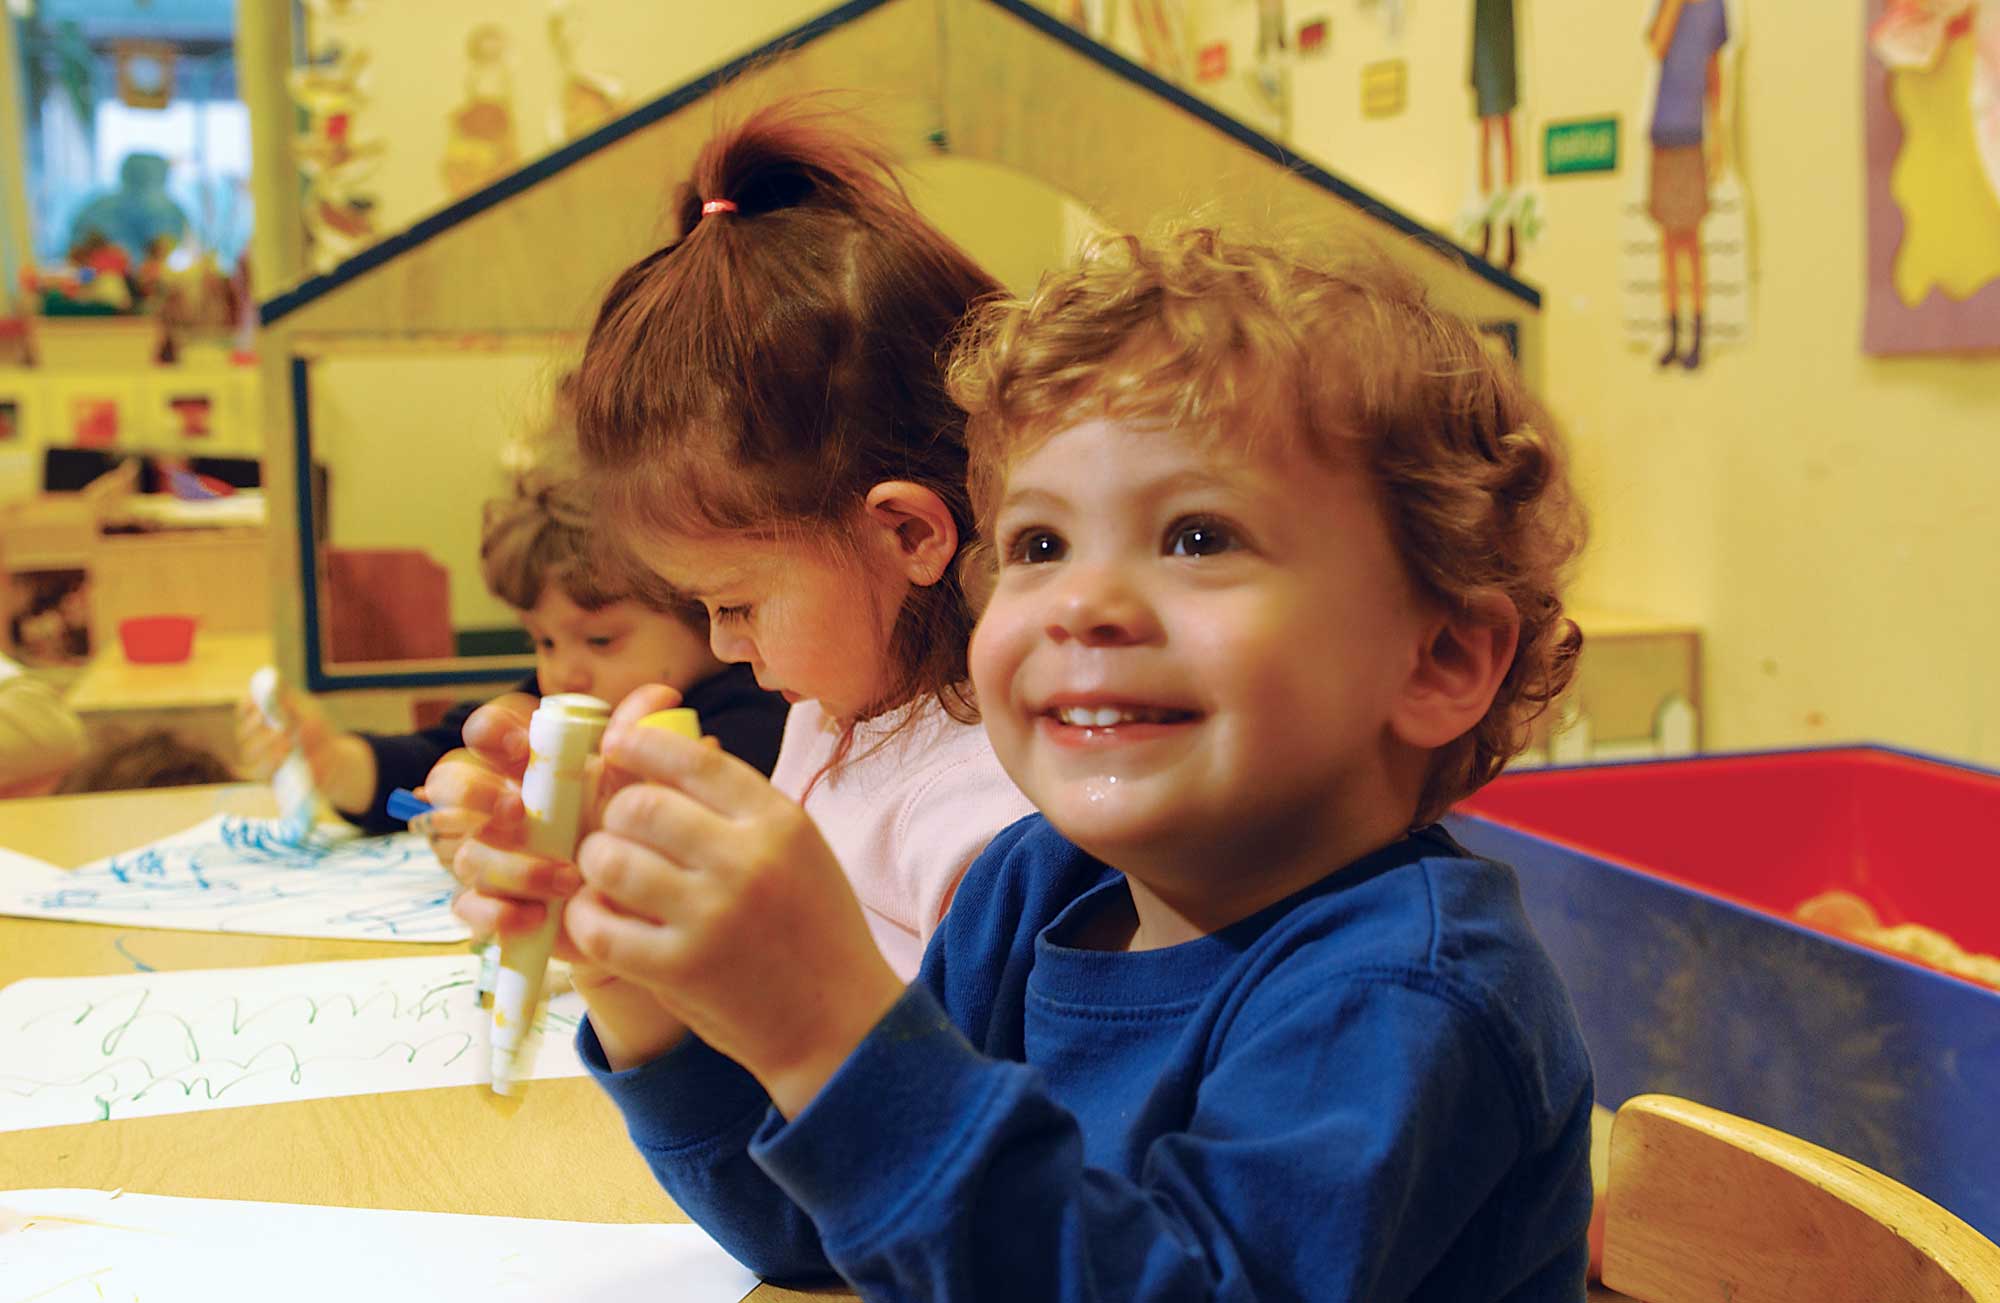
[1544,116,1619,177]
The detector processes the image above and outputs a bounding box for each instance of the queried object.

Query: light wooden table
[0,784,846,1301]
[0,785,1628,1302]
[62,629,274,761]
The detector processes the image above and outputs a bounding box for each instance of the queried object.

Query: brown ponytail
[572,97,1003,725]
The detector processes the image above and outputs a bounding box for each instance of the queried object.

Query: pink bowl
[119,615,197,663]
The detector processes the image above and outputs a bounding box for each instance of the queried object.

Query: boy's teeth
[1055,705,1176,727]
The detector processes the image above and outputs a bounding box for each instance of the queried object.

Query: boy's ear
[862,481,960,588]
[1390,591,1520,751]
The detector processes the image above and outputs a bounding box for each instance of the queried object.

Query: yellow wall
[1231,0,2000,768]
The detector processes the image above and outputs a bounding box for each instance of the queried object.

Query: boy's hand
[442,692,693,1072]
[233,688,374,814]
[569,691,907,1117]
[416,693,540,866]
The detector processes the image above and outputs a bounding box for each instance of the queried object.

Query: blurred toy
[22,231,135,315]
[68,153,191,266]
[291,41,386,273]
[442,24,520,197]
[547,1,625,143]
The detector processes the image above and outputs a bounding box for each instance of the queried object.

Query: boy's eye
[536,637,556,652]
[585,635,618,649]
[713,604,753,624]
[1005,529,1067,565]
[1167,517,1238,558]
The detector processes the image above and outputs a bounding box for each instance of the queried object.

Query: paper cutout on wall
[1619,0,1752,370]
[0,815,468,942]
[547,0,626,144]
[291,4,385,275]
[0,955,585,1132]
[0,1189,760,1303]
[1864,0,2000,353]
[1460,0,1541,271]
[442,24,521,198]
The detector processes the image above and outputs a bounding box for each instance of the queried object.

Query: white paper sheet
[0,956,586,1131]
[0,846,64,891]
[0,1189,761,1303]
[0,815,470,942]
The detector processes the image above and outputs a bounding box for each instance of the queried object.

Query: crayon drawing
[0,815,469,942]
[0,956,586,1132]
[0,1189,760,1303]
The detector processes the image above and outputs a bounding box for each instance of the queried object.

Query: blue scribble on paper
[2,816,468,943]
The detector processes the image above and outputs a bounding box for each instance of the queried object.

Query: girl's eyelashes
[713,603,753,624]
[1166,515,1242,558]
[1002,527,1067,566]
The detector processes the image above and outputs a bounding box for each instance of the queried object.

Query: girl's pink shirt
[770,695,1035,981]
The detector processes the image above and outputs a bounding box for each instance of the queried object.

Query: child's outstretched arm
[234,685,376,815]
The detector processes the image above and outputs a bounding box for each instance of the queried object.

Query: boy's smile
[970,416,1435,943]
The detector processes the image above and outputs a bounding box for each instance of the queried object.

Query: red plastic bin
[1458,745,2000,963]
[118,615,197,664]
[1445,745,2000,1246]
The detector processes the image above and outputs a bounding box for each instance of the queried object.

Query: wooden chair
[1600,1094,2000,1302]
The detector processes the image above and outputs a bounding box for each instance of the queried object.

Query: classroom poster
[1863,0,2000,354]
[1460,0,1542,272]
[1619,0,1752,370]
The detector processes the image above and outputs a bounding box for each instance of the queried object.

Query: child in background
[537,227,1596,1300]
[57,728,234,793]
[236,470,788,852]
[0,652,87,796]
[442,101,1036,1002]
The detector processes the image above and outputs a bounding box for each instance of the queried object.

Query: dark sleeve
[341,673,540,835]
[751,974,1546,1302]
[683,664,789,777]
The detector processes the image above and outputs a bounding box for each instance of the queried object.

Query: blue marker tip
[386,788,435,825]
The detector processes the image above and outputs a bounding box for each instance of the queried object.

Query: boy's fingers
[423,763,517,818]
[453,836,580,899]
[600,721,768,817]
[575,829,695,925]
[593,785,736,879]
[605,683,687,737]
[450,888,545,940]
[565,890,679,980]
[463,700,535,770]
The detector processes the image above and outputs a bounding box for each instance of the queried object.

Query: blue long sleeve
[583,817,1591,1300]
[749,973,1576,1301]
[578,1021,837,1283]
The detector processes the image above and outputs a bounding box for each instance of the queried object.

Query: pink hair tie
[701,198,738,216]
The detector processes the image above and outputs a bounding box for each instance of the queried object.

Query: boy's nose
[553,654,592,694]
[1046,563,1159,647]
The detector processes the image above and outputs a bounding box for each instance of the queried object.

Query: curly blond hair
[948,226,1586,822]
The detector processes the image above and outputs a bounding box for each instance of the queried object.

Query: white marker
[489,693,609,1095]
[249,665,322,844]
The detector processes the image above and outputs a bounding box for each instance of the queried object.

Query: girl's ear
[1389,590,1519,751]
[862,481,960,588]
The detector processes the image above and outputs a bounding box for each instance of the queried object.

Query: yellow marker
[489,693,609,1096]
[638,708,702,740]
